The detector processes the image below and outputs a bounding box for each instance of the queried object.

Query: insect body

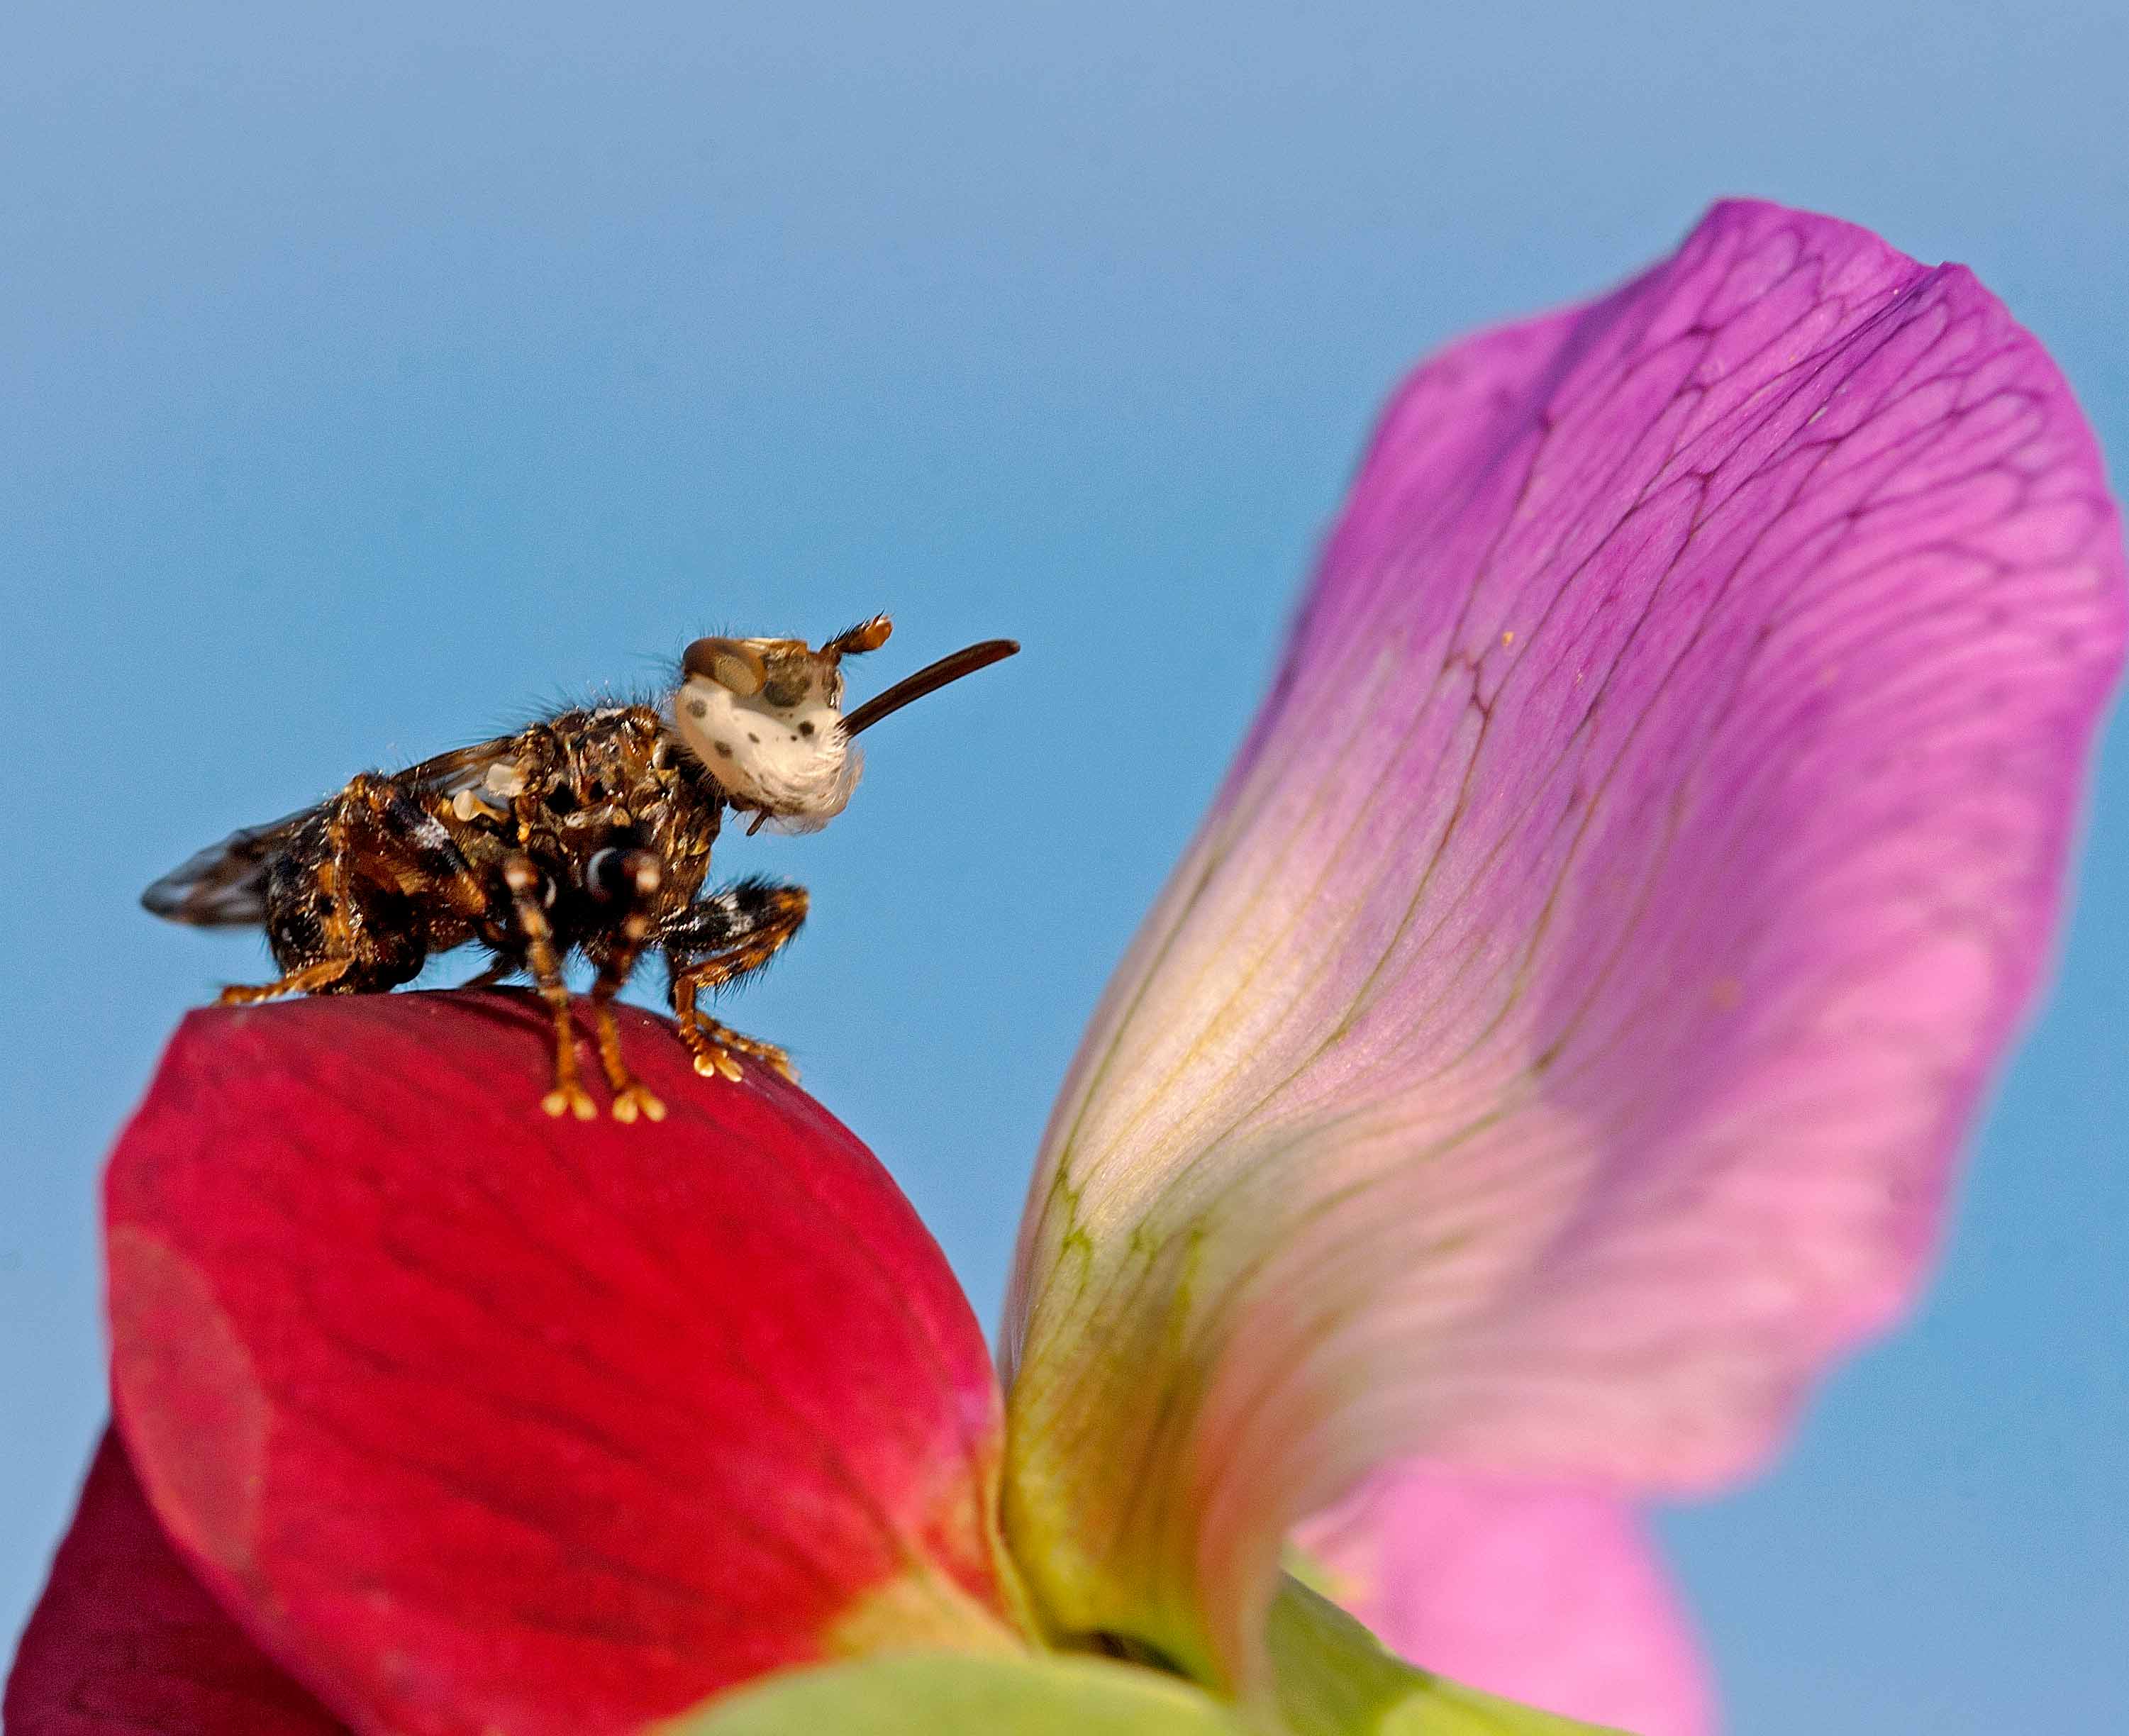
[143,618,1016,1120]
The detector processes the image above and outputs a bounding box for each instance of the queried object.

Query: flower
[9,201,2124,1736]
[999,199,2127,1718]
[96,994,1025,1728]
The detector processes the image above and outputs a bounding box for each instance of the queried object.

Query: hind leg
[660,879,808,1081]
[220,775,475,1006]
[218,956,354,1004]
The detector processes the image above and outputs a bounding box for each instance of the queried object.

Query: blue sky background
[2,4,2123,1730]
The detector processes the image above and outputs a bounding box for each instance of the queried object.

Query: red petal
[104,991,1016,1736]
[4,1428,346,1736]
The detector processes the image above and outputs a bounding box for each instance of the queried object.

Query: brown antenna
[840,640,1019,738]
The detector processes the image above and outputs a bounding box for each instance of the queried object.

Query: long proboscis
[839,639,1019,738]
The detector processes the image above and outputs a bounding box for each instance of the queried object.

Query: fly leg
[220,774,485,1005]
[343,774,491,923]
[660,878,809,1082]
[503,851,594,1120]
[218,956,354,1004]
[582,847,667,1123]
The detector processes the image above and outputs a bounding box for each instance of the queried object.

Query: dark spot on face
[747,733,760,745]
[687,698,708,718]
[713,740,734,759]
[798,720,816,737]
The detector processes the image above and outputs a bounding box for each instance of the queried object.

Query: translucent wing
[399,735,527,803]
[140,735,526,930]
[140,806,316,928]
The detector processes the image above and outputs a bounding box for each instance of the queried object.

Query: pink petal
[5,1429,346,1735]
[1003,201,2127,1682]
[1296,1464,1711,1736]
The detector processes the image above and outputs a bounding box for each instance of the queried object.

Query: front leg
[660,878,809,1081]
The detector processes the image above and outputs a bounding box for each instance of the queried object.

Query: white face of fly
[669,618,1018,834]
[670,637,862,833]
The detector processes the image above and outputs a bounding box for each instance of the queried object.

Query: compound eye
[682,638,767,697]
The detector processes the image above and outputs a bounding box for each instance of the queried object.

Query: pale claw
[610,1085,667,1123]
[683,1022,794,1084]
[542,1086,598,1120]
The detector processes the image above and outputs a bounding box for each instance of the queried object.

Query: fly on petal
[1001,199,2128,1686]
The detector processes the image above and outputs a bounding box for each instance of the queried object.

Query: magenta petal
[5,1430,346,1735]
[1296,1464,1711,1736]
[1005,201,2128,1678]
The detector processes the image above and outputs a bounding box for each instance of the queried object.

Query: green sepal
[660,1582,1633,1735]
[659,1651,1247,1735]
[1266,1577,1633,1736]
